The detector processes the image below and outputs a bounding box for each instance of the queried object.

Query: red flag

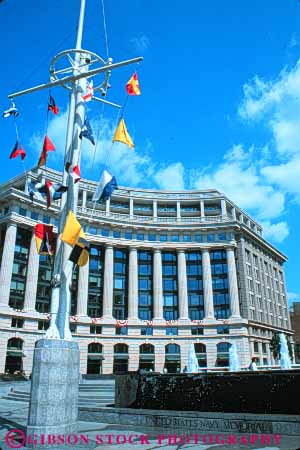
[38,135,55,167]
[9,141,26,160]
[65,162,81,183]
[126,72,141,96]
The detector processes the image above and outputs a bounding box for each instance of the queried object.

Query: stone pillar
[226,248,241,319]
[232,207,236,220]
[82,189,87,208]
[153,200,157,220]
[201,249,214,320]
[129,198,134,218]
[177,249,189,321]
[200,200,205,218]
[155,343,165,373]
[153,249,163,320]
[76,263,89,316]
[102,245,114,318]
[105,198,110,215]
[0,223,17,308]
[221,199,227,217]
[24,231,40,311]
[128,247,138,320]
[176,201,181,221]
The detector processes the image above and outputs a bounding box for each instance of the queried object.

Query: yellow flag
[61,211,82,246]
[112,118,134,148]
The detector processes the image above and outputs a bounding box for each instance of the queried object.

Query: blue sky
[1,0,300,304]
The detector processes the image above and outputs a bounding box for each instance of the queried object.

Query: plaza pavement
[0,382,299,450]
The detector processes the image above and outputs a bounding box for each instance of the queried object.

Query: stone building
[0,167,293,375]
[290,302,300,362]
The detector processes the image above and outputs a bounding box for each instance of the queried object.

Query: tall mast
[8,0,143,340]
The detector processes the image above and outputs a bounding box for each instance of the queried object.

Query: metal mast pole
[46,0,87,340]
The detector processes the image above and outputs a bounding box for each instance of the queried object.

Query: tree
[270,333,280,360]
[270,332,293,360]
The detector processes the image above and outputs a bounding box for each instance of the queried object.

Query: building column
[226,247,241,319]
[129,198,134,218]
[105,198,110,215]
[177,249,189,321]
[128,247,138,320]
[102,245,114,318]
[153,200,157,220]
[82,189,87,208]
[176,201,181,221]
[76,263,89,316]
[0,223,17,308]
[221,199,227,217]
[23,231,40,311]
[200,200,205,218]
[232,207,236,221]
[201,249,214,320]
[153,249,163,320]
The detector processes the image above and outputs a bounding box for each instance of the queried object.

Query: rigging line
[90,101,106,170]
[100,0,109,60]
[13,30,75,93]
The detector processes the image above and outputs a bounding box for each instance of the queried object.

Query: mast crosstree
[8,0,143,340]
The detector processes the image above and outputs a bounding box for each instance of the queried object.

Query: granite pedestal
[26,339,80,449]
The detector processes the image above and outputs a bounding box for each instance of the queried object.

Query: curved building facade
[0,167,293,375]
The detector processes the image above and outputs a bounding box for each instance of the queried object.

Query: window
[38,320,49,331]
[90,325,102,334]
[88,245,104,318]
[136,233,144,241]
[113,230,121,238]
[194,235,202,242]
[262,343,267,353]
[138,250,153,320]
[125,231,132,240]
[207,234,215,242]
[11,318,24,328]
[89,227,97,235]
[217,325,229,334]
[166,327,178,335]
[160,235,168,242]
[171,235,179,242]
[183,234,191,242]
[70,323,77,333]
[148,234,156,241]
[254,341,259,353]
[31,211,39,221]
[43,215,50,224]
[218,233,226,241]
[18,207,27,217]
[141,327,153,335]
[191,327,203,335]
[116,326,128,335]
[101,228,109,237]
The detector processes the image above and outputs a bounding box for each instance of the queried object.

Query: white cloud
[262,157,300,197]
[154,162,185,190]
[260,220,289,243]
[193,146,285,221]
[130,34,150,53]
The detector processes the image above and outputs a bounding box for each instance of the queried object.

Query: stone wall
[115,370,300,414]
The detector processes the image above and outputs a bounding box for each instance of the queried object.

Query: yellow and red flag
[126,72,141,96]
[112,118,134,148]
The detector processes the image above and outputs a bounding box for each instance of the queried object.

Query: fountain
[187,343,199,373]
[279,333,292,369]
[229,342,240,372]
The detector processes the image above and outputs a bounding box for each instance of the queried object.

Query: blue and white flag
[26,180,46,202]
[2,102,19,119]
[79,117,95,145]
[93,170,117,202]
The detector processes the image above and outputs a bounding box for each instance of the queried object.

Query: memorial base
[26,339,80,449]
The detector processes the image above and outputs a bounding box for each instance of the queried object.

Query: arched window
[114,344,128,354]
[216,342,231,367]
[88,343,103,353]
[140,344,154,354]
[7,338,23,350]
[217,342,231,353]
[165,343,180,354]
[194,343,206,353]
